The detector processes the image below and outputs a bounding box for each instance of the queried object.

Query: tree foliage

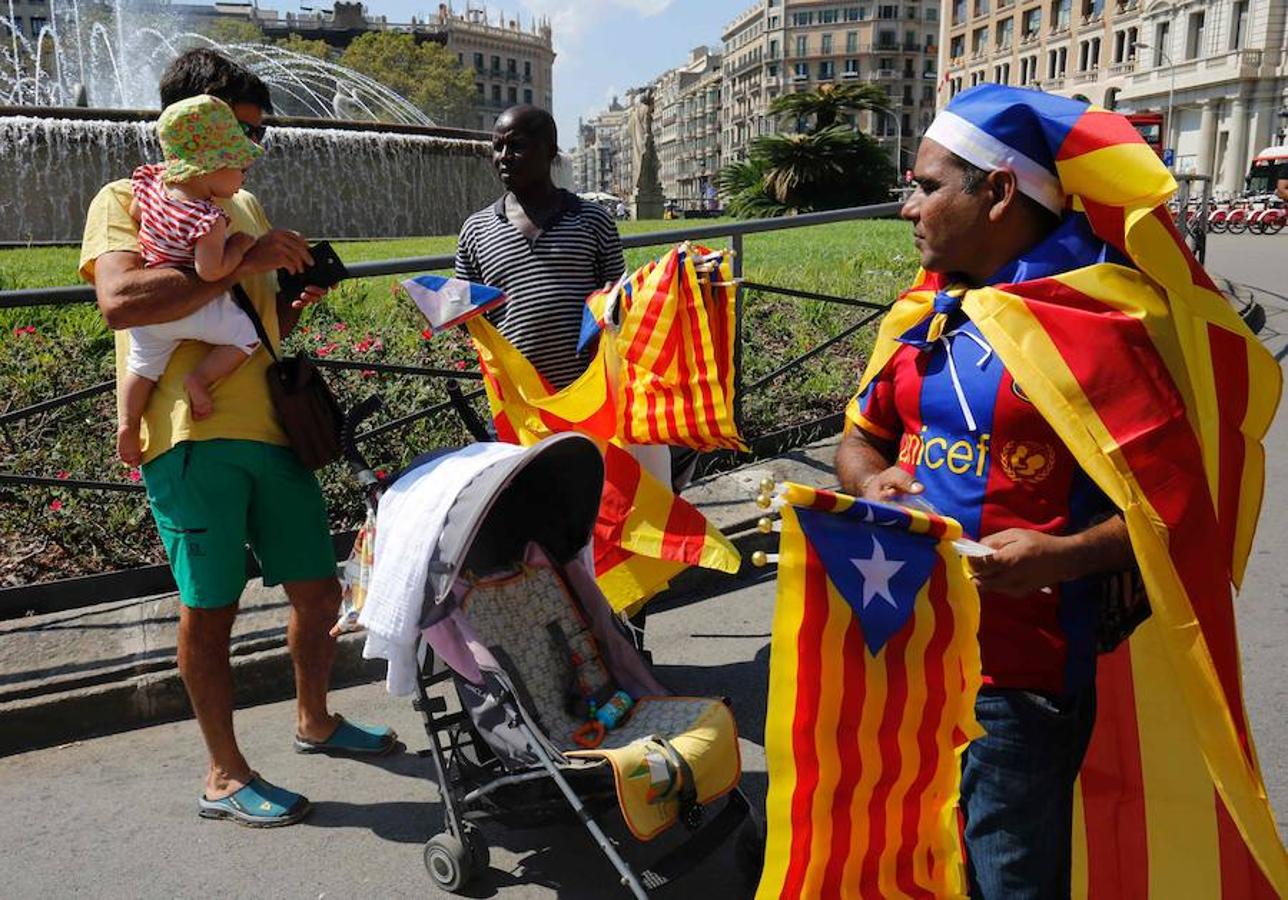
[718,124,895,217]
[768,82,891,133]
[274,34,333,61]
[339,32,475,125]
[197,18,267,46]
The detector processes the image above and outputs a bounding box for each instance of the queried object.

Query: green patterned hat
[157,94,264,184]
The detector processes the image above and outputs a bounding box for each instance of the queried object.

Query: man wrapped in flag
[835,84,1285,897]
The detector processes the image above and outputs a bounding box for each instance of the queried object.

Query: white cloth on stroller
[359,442,523,695]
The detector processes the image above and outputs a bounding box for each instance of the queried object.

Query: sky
[257,0,753,143]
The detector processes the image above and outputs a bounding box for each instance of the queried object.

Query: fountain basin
[1,111,508,243]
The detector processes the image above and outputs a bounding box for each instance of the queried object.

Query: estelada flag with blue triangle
[402,274,506,335]
[758,483,982,900]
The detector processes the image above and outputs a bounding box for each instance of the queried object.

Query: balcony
[1021,32,1038,45]
[876,67,899,78]
[1071,68,1100,83]
[1108,58,1136,74]
[841,69,861,79]
[1051,22,1070,34]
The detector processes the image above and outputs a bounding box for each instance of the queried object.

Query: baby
[117,93,265,466]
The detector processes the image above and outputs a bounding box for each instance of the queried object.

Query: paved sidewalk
[0,437,841,756]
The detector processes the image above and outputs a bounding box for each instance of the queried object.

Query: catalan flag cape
[462,307,740,612]
[758,484,982,899]
[850,85,1287,895]
[580,243,747,452]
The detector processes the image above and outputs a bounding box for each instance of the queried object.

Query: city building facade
[721,0,942,173]
[939,0,1288,195]
[652,46,724,207]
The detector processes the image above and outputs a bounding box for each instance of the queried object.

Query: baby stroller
[343,393,763,898]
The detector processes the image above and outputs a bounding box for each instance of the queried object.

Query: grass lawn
[0,217,918,583]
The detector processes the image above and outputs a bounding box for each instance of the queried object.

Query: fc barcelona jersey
[853,314,1110,695]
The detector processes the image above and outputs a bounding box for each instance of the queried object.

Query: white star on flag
[851,537,905,609]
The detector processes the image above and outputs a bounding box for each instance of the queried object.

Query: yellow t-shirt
[78,179,289,464]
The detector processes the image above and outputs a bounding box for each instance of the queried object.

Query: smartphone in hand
[277,241,350,298]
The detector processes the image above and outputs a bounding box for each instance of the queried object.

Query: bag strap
[231,283,278,362]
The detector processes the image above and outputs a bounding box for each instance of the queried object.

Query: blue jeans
[961,685,1097,899]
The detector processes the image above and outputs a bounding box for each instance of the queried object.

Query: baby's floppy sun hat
[157,93,264,185]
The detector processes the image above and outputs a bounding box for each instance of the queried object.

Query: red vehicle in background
[1127,112,1166,159]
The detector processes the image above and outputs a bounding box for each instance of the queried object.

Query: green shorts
[142,439,336,609]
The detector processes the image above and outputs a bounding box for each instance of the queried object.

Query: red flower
[355,338,373,353]
[453,360,467,371]
[127,468,141,482]
[56,470,70,480]
[331,322,347,332]
[49,499,63,512]
[421,327,434,341]
[360,369,377,378]
[372,338,384,352]
[13,325,36,336]
[375,468,388,479]
[316,345,332,358]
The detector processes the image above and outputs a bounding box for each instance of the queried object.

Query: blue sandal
[294,714,397,757]
[198,776,311,827]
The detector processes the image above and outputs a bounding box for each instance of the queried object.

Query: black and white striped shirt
[454,191,626,389]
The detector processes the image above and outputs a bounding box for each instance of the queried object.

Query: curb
[0,518,780,758]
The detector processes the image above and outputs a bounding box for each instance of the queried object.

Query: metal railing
[0,202,903,616]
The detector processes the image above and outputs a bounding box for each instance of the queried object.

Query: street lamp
[1136,36,1175,165]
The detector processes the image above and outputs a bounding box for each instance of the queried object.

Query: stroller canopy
[414,433,605,619]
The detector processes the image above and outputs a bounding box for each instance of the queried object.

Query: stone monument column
[1197,100,1218,178]
[1222,94,1250,196]
[628,89,665,221]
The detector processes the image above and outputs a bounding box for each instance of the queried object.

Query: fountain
[0,0,515,241]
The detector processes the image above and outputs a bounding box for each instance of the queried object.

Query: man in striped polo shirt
[455,105,625,390]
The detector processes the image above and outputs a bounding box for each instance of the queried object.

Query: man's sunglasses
[240,122,269,144]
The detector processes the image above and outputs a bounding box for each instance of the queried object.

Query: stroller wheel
[424,832,476,893]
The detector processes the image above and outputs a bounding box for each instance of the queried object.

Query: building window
[822,33,833,53]
[1082,0,1103,20]
[1185,11,1204,59]
[508,86,517,104]
[491,55,501,73]
[1231,0,1248,49]
[1153,21,1169,66]
[473,52,485,72]
[926,6,938,20]
[844,58,860,76]
[475,82,484,96]
[879,29,898,49]
[507,58,517,75]
[951,34,966,58]
[30,16,46,35]
[879,4,898,18]
[796,35,808,56]
[492,84,502,104]
[997,19,1013,48]
[952,0,967,24]
[846,31,857,52]
[769,39,779,59]
[1113,29,1125,62]
[794,61,809,80]
[1023,8,1041,39]
[819,60,836,79]
[1051,0,1070,30]
[972,25,989,54]
[524,60,532,81]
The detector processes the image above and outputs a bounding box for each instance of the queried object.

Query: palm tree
[768,82,890,133]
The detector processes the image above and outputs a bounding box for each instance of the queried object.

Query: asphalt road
[1,233,1284,899]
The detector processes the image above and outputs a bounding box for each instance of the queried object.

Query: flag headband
[924,108,1066,215]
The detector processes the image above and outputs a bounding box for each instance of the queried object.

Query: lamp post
[1136,36,1176,165]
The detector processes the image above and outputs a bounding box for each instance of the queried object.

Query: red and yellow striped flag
[758,484,982,899]
[582,244,746,452]
[853,92,1287,896]
[467,315,740,612]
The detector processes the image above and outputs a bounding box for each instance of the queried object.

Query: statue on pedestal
[627,89,665,221]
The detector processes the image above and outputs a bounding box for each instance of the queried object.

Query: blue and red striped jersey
[853,310,1110,695]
